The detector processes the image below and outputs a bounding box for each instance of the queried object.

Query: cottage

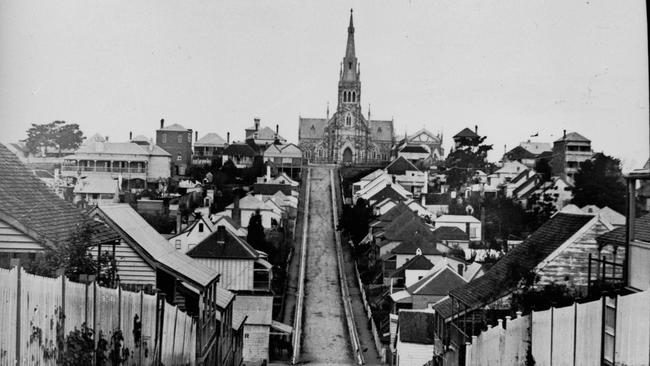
[193,132,227,166]
[168,214,216,253]
[432,214,482,242]
[0,143,119,269]
[262,143,303,180]
[223,142,260,169]
[391,262,468,311]
[388,254,434,294]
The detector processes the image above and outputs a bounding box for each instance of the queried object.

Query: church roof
[298,117,328,140]
[370,120,394,142]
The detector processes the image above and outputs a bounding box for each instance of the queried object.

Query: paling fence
[464,289,650,366]
[0,266,196,366]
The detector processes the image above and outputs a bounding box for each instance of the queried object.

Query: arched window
[343,92,347,102]
[346,115,352,126]
[352,91,356,102]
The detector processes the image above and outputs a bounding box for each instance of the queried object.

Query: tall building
[551,131,593,181]
[298,10,394,164]
[155,119,193,176]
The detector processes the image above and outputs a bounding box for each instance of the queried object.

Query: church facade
[298,11,394,164]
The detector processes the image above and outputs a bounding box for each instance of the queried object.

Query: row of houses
[0,142,296,365]
[391,172,648,366]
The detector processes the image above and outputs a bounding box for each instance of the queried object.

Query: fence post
[550,306,554,366]
[572,302,577,366]
[171,307,179,364]
[60,275,66,363]
[15,263,22,366]
[118,283,122,332]
[139,290,143,366]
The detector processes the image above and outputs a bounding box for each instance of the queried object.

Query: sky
[0,0,648,170]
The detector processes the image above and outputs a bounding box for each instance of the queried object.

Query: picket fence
[465,289,650,366]
[0,266,196,366]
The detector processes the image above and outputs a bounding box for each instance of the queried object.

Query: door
[343,147,353,163]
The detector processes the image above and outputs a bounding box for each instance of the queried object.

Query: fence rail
[0,266,196,366]
[291,168,310,365]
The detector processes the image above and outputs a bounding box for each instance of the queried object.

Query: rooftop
[398,311,436,344]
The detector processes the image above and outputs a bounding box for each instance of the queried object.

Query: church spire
[346,9,355,59]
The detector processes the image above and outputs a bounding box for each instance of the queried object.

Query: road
[300,167,354,365]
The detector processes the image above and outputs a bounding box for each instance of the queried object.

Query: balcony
[61,164,147,179]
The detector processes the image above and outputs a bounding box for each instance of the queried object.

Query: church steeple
[341,9,359,83]
[345,9,355,60]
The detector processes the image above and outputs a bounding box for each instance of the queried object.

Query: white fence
[465,289,650,366]
[0,266,196,366]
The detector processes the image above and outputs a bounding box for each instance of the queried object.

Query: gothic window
[352,91,356,102]
[346,115,352,126]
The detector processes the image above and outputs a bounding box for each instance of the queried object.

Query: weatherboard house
[298,10,394,164]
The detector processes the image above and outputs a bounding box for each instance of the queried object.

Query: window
[175,239,181,250]
[198,223,204,232]
[352,91,356,102]
[346,115,352,126]
[187,133,191,143]
[177,154,182,161]
[178,134,182,143]
[245,334,249,339]
[162,134,167,143]
[470,227,478,238]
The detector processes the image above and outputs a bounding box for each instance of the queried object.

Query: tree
[26,222,117,286]
[338,198,372,245]
[444,135,493,189]
[247,209,273,254]
[572,153,626,213]
[24,121,85,156]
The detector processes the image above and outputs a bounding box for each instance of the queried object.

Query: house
[367,184,412,206]
[0,143,119,269]
[502,145,538,167]
[452,127,480,149]
[489,161,528,186]
[223,142,260,169]
[432,226,469,249]
[395,310,437,366]
[187,226,273,292]
[193,132,227,167]
[502,168,536,198]
[262,143,303,180]
[391,262,468,311]
[581,205,625,227]
[352,169,387,196]
[551,131,593,182]
[245,118,287,146]
[168,214,216,253]
[212,214,248,237]
[432,214,482,242]
[527,176,573,210]
[432,211,620,357]
[224,195,283,229]
[61,138,171,190]
[87,203,233,365]
[155,119,193,176]
[73,176,119,206]
[421,192,451,216]
[388,254,434,294]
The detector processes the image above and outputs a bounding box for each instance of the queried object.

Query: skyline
[0,0,648,169]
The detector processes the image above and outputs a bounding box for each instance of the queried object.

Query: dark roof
[0,143,118,248]
[368,185,408,204]
[400,145,429,153]
[513,174,542,198]
[383,211,434,242]
[224,143,258,157]
[390,255,434,278]
[511,169,532,185]
[407,267,467,296]
[391,239,442,256]
[433,226,469,241]
[597,213,650,248]
[446,213,593,313]
[399,311,436,344]
[187,227,258,259]
[253,183,296,196]
[453,128,479,139]
[554,132,590,143]
[377,202,412,222]
[424,193,451,206]
[504,145,537,161]
[386,156,420,175]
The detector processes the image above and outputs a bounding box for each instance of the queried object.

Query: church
[298,10,394,164]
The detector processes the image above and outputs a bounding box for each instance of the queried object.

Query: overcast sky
[0,0,648,169]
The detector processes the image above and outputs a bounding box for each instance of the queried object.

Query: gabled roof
[224,143,258,157]
[520,141,552,155]
[391,239,442,256]
[433,226,469,241]
[367,184,409,204]
[597,212,650,248]
[512,174,542,198]
[377,202,412,223]
[446,213,594,313]
[453,128,479,139]
[298,117,328,140]
[93,204,219,289]
[253,183,297,196]
[398,311,436,344]
[383,210,432,242]
[510,169,532,185]
[386,156,420,175]
[158,123,188,131]
[504,145,537,161]
[195,133,226,147]
[226,195,277,212]
[187,227,258,259]
[407,266,467,296]
[390,255,434,278]
[168,215,216,241]
[360,169,386,182]
[247,126,286,142]
[554,132,590,143]
[73,141,171,157]
[369,120,394,142]
[0,143,118,248]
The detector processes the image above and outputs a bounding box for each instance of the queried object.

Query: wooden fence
[464,289,650,366]
[0,266,196,366]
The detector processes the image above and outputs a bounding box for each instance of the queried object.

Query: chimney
[195,131,198,142]
[254,118,260,131]
[227,132,230,144]
[129,131,132,140]
[216,226,226,244]
[160,119,165,129]
[232,195,241,226]
[474,125,478,135]
[276,124,279,136]
[563,129,567,139]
